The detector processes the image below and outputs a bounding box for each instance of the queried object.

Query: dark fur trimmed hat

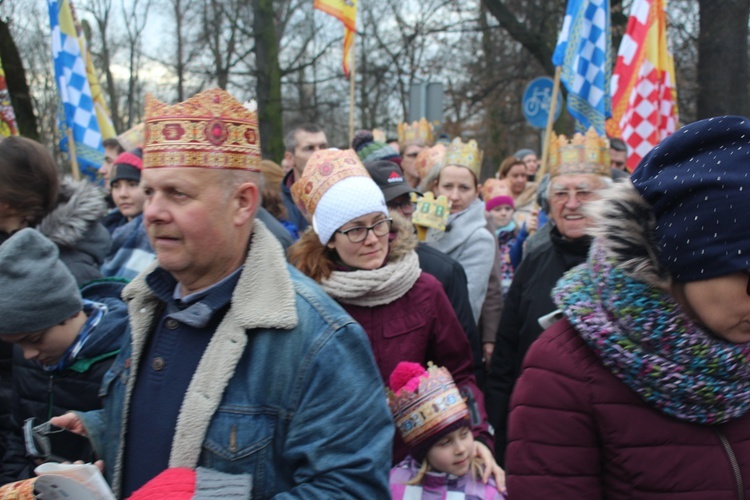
[631,116,750,282]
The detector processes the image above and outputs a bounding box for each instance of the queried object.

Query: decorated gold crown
[387,363,469,448]
[291,149,369,220]
[415,143,446,180]
[398,118,435,148]
[547,128,611,178]
[480,178,510,201]
[412,192,451,233]
[372,128,386,144]
[117,122,144,151]
[443,138,483,181]
[143,88,260,171]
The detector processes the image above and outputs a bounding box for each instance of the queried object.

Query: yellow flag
[69,1,116,138]
[314,0,357,76]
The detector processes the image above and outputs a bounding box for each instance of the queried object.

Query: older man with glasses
[486,129,613,465]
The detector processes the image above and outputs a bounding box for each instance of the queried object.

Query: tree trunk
[697,0,749,118]
[253,0,284,161]
[174,0,185,101]
[0,19,39,141]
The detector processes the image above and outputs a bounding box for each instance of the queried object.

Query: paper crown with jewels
[398,118,435,148]
[443,138,483,181]
[143,88,261,171]
[372,128,387,144]
[412,192,451,233]
[415,143,446,180]
[290,149,370,220]
[387,362,469,448]
[547,128,611,178]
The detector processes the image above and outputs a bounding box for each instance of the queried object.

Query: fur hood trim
[584,181,671,289]
[36,177,108,247]
[388,211,419,262]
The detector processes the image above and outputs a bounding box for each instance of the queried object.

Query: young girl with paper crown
[388,361,506,499]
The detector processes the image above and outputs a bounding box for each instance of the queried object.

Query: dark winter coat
[414,243,483,382]
[37,177,111,285]
[0,280,129,484]
[506,318,750,499]
[485,224,591,463]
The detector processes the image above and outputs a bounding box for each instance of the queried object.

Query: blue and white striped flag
[48,0,104,179]
[552,0,612,135]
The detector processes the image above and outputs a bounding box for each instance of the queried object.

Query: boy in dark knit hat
[101,150,156,280]
[0,229,129,483]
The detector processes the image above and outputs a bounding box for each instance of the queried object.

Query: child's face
[112,179,146,220]
[426,426,474,477]
[2,315,81,367]
[490,204,514,227]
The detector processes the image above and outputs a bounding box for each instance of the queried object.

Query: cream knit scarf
[320,250,421,307]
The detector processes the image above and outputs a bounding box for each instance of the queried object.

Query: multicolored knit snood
[553,238,750,425]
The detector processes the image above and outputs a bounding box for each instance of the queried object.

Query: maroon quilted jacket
[506,318,750,499]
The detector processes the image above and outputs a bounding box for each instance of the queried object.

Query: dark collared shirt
[122,266,243,497]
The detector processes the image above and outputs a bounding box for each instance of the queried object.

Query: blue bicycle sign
[522,77,562,129]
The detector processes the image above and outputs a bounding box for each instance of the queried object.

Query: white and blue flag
[552,0,612,134]
[48,0,104,179]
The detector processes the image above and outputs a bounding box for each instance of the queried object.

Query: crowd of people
[0,88,748,499]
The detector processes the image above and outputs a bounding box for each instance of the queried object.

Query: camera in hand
[23,418,96,463]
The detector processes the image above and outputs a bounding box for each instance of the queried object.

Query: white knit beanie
[312,176,388,245]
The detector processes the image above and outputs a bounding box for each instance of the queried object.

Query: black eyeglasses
[336,218,392,243]
[389,199,416,214]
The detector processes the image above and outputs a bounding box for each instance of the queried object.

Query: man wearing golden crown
[486,129,613,465]
[398,118,435,188]
[52,89,394,498]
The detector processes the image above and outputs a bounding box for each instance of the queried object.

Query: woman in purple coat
[507,117,750,498]
[288,149,503,489]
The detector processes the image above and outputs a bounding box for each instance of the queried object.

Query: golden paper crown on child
[481,178,511,202]
[290,149,370,220]
[443,138,483,181]
[547,128,611,178]
[143,88,260,171]
[412,192,451,235]
[415,143,446,180]
[398,118,435,148]
[387,363,470,448]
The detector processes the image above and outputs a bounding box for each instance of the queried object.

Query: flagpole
[538,66,562,180]
[66,128,81,181]
[348,32,356,145]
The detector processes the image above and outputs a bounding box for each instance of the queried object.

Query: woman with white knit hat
[288,149,504,492]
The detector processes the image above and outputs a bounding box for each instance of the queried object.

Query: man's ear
[283,150,294,163]
[234,182,260,226]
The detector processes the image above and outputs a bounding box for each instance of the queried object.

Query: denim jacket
[78,221,394,498]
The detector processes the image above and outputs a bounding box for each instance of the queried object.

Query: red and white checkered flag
[608,0,678,172]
